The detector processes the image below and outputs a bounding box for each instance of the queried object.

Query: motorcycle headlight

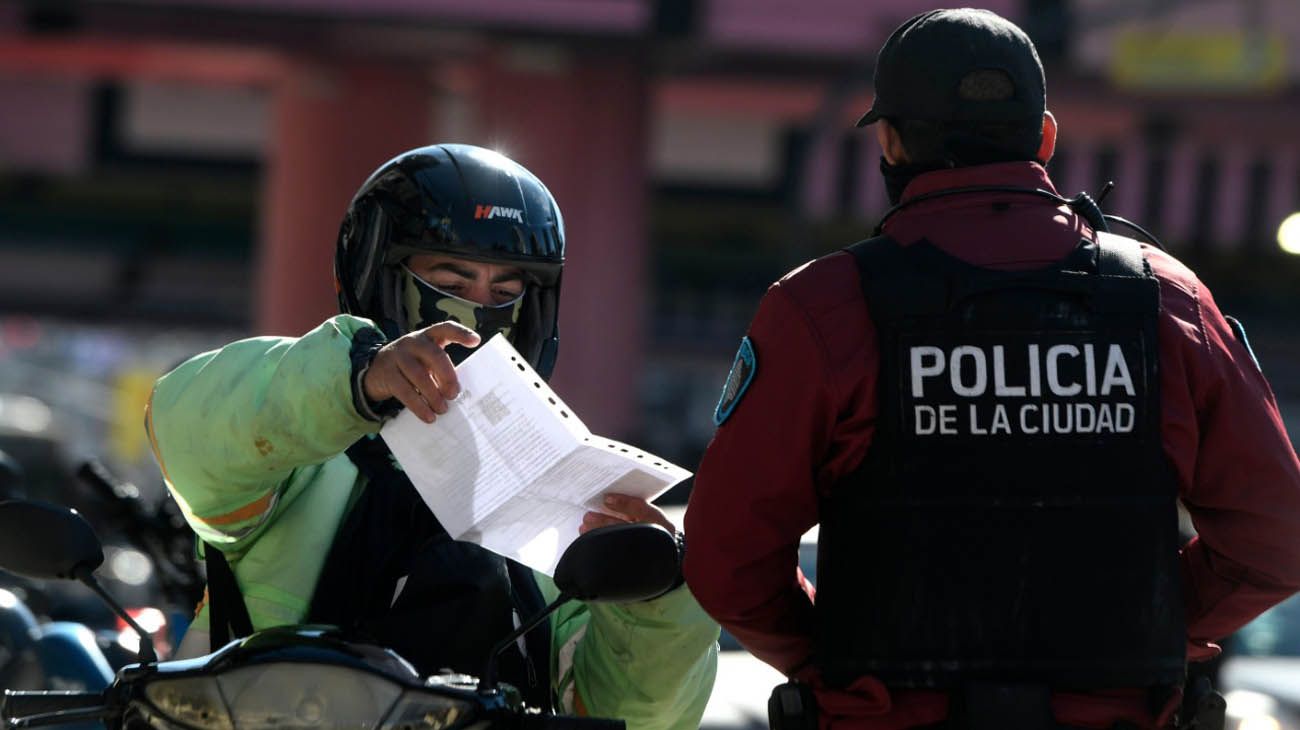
[379,692,475,730]
[143,663,474,729]
[217,662,403,728]
[144,676,233,730]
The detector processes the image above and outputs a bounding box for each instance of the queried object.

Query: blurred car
[1220,592,1300,730]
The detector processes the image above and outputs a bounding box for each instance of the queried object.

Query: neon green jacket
[146,315,718,730]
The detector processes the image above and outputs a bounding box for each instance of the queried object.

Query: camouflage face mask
[401,265,524,363]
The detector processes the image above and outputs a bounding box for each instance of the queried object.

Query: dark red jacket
[684,162,1300,729]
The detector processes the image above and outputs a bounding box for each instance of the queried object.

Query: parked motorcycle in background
[0,455,202,705]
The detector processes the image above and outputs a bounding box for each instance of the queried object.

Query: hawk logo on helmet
[474,204,524,223]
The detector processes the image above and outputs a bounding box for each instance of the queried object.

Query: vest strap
[205,544,253,650]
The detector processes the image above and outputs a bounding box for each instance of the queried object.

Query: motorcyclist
[147,144,718,730]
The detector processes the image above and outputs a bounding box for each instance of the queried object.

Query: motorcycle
[0,499,680,729]
[65,460,202,666]
[0,461,201,692]
[0,586,113,696]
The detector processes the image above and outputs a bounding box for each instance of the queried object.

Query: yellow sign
[1111,30,1287,92]
[110,368,159,463]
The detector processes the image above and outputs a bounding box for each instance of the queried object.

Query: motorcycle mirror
[0,499,157,664]
[0,500,103,580]
[554,523,680,603]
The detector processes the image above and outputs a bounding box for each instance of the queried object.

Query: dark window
[1243,155,1273,252]
[653,0,698,37]
[838,134,860,217]
[1023,0,1070,63]
[1190,153,1221,253]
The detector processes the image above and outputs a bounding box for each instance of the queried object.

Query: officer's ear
[876,119,910,165]
[1036,111,1058,165]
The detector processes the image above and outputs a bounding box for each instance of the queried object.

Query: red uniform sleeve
[684,282,831,675]
[1154,251,1300,657]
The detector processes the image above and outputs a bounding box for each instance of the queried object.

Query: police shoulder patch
[714,336,757,426]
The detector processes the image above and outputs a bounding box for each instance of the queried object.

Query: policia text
[908,343,1139,437]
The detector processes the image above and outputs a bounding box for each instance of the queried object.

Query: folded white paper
[380,334,691,576]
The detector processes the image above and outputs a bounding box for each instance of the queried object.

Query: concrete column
[1161,140,1200,247]
[1213,144,1251,252]
[474,48,649,438]
[256,58,431,335]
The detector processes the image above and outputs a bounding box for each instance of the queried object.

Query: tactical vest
[814,234,1185,691]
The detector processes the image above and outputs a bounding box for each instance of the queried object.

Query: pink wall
[1160,141,1200,244]
[1212,145,1251,252]
[115,0,648,32]
[0,74,93,174]
[706,0,1021,55]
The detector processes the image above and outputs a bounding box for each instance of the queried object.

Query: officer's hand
[581,494,676,534]
[363,322,481,423]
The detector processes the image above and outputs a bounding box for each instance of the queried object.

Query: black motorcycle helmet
[335,144,565,378]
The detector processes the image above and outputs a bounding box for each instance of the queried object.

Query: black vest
[306,436,553,710]
[814,236,1185,691]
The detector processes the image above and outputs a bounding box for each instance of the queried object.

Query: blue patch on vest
[714,336,757,426]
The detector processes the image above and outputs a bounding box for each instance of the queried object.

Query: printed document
[381,334,691,576]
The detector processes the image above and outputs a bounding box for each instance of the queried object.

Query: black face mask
[879,156,950,206]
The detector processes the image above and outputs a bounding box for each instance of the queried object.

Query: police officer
[684,8,1300,730]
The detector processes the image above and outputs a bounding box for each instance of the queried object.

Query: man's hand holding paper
[582,493,678,535]
[381,334,690,576]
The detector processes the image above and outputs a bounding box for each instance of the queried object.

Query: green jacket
[147,315,718,730]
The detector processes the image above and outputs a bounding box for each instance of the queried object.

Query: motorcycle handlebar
[75,459,200,600]
[2,691,109,727]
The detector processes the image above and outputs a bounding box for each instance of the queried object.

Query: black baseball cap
[856,8,1045,127]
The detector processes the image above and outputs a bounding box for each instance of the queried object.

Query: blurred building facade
[1,0,1297,481]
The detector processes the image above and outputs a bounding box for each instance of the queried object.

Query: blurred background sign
[109,368,158,464]
[1111,29,1286,91]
